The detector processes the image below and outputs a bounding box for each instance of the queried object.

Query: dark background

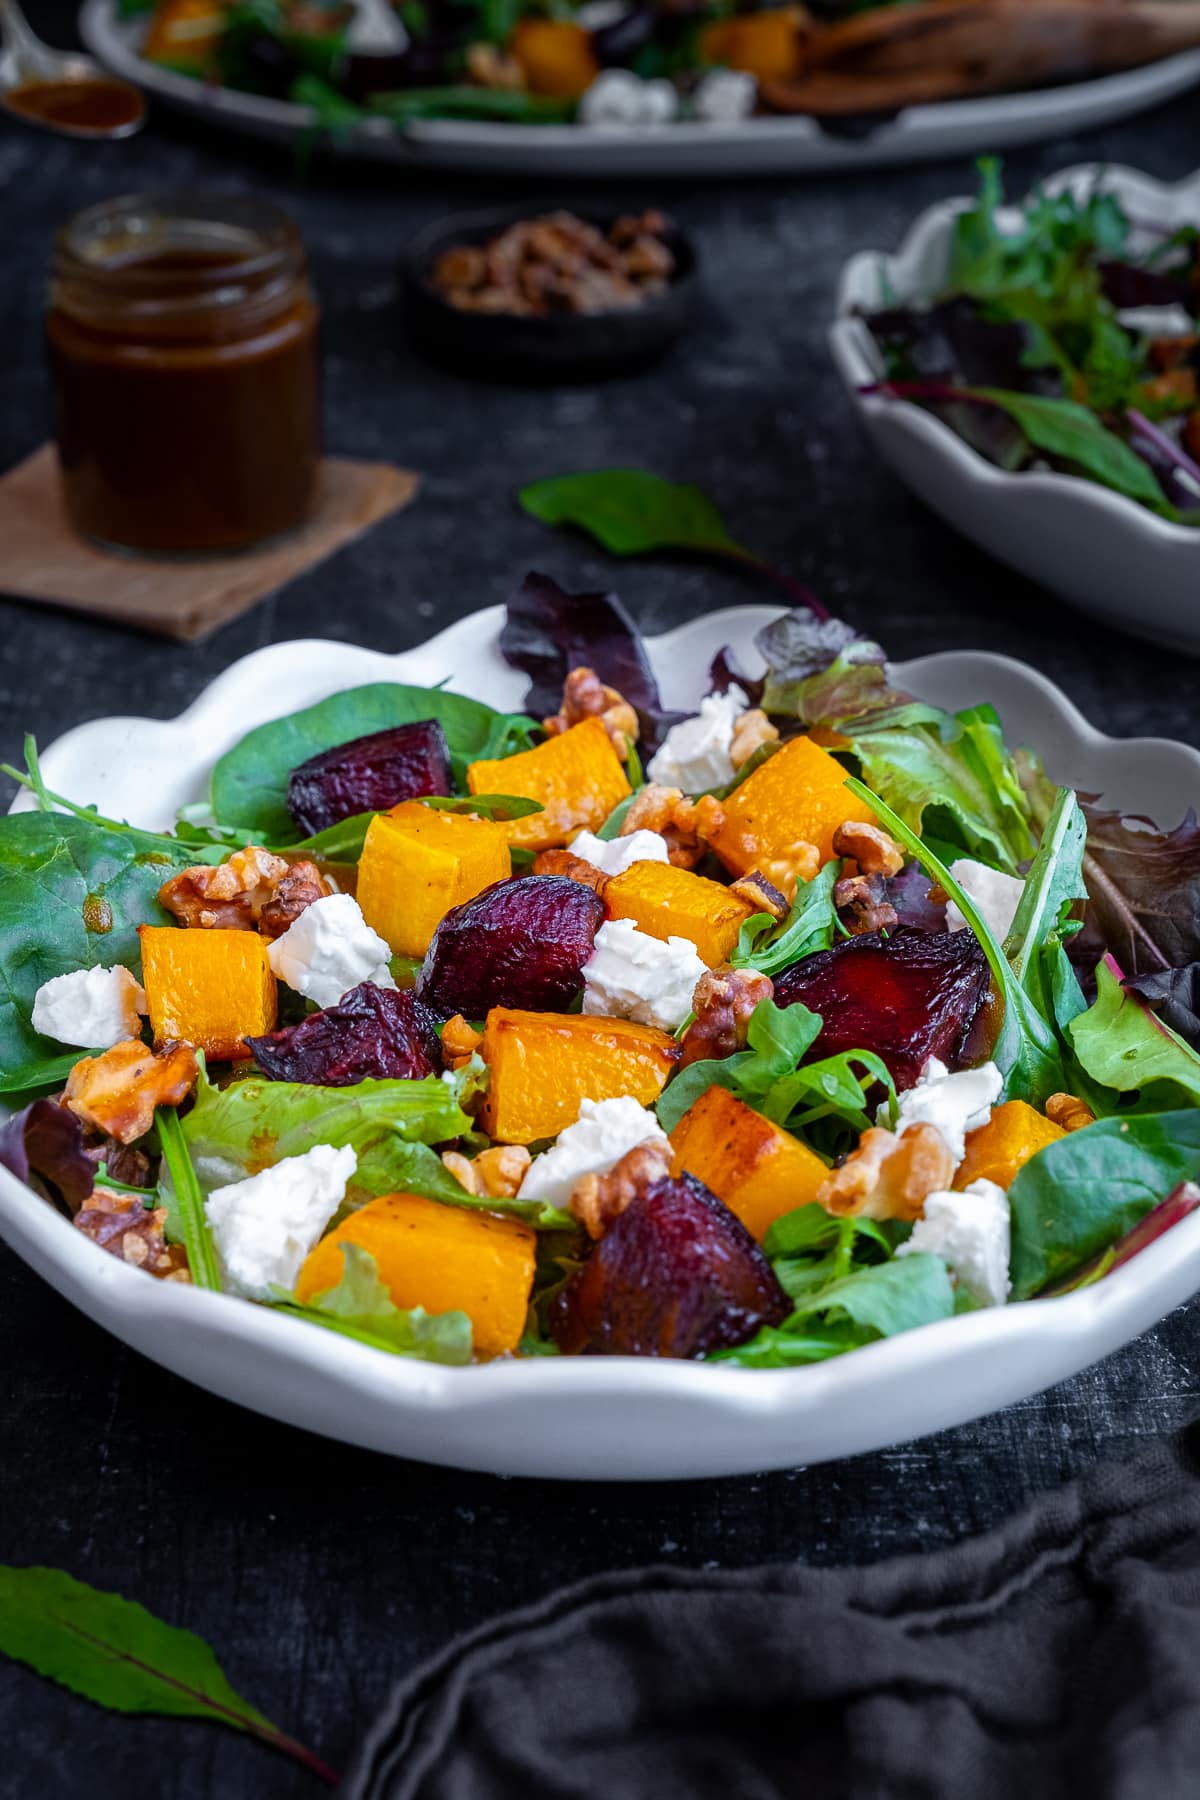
[2,8,1199,1793]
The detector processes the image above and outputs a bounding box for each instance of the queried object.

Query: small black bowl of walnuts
[404,206,699,379]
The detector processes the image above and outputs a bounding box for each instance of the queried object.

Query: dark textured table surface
[3,9,1200,1794]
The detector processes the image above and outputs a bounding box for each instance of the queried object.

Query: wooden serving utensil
[762,0,1200,115]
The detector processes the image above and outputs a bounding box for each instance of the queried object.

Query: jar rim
[56,190,304,292]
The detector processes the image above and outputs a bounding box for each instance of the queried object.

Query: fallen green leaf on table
[0,1566,338,1785]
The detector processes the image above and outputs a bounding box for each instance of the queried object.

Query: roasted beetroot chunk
[417,875,606,1018]
[286,721,453,835]
[773,926,990,1091]
[246,983,442,1085]
[550,1172,789,1359]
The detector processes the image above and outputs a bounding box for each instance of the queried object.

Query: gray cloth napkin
[347,1428,1200,1800]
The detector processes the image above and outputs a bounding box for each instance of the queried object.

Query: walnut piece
[441,1014,484,1071]
[531,849,610,895]
[729,708,779,771]
[570,1139,673,1240]
[756,840,820,903]
[834,872,899,937]
[65,1039,199,1146]
[620,785,725,869]
[159,846,330,934]
[729,870,789,920]
[680,966,774,1069]
[258,862,330,940]
[832,820,905,878]
[465,41,525,88]
[442,1144,532,1200]
[75,1190,190,1281]
[1045,1092,1097,1133]
[817,1123,956,1222]
[544,666,639,762]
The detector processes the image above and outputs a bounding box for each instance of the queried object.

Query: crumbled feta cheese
[31,964,146,1050]
[646,686,748,792]
[205,1143,356,1301]
[945,858,1025,944]
[582,917,706,1031]
[897,1178,1011,1307]
[570,828,671,876]
[1116,304,1194,339]
[579,69,679,128]
[518,1096,667,1207]
[267,893,395,1010]
[693,67,757,123]
[885,1057,1003,1167]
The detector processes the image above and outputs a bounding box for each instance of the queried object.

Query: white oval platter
[2,604,1199,1479]
[81,0,1200,179]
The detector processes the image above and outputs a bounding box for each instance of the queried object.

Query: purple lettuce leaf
[1098,259,1192,311]
[500,571,683,753]
[1126,963,1200,1052]
[886,861,949,934]
[707,646,764,706]
[0,1100,94,1217]
[1125,409,1200,513]
[1071,803,1200,980]
[755,608,891,723]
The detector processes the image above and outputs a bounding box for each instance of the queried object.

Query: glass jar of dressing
[47,193,321,556]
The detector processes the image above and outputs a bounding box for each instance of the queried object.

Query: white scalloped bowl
[830,164,1200,654]
[4,608,1200,1480]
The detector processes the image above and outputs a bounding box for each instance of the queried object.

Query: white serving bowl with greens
[2,606,1200,1479]
[830,164,1200,654]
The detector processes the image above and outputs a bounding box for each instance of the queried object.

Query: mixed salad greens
[120,0,1191,134]
[3,571,1200,1370]
[863,159,1200,521]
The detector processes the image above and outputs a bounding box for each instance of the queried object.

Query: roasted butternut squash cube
[510,18,599,96]
[709,734,875,876]
[954,1099,1065,1192]
[479,1008,680,1144]
[138,925,276,1062]
[467,719,630,852]
[142,0,225,72]
[670,1085,827,1242]
[295,1192,536,1359]
[698,10,800,81]
[356,803,511,959]
[605,861,756,967]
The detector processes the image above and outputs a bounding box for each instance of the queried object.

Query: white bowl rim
[828,160,1200,550]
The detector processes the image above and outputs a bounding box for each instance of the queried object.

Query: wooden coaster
[0,445,419,642]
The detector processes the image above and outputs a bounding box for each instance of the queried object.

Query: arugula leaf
[272,1243,472,1363]
[1003,784,1088,1028]
[711,1254,954,1367]
[1009,1110,1200,1298]
[0,1566,337,1784]
[417,794,543,822]
[0,812,191,1077]
[209,684,538,843]
[157,1108,221,1292]
[847,701,1036,874]
[949,158,1129,302]
[847,777,1074,1106]
[730,860,840,976]
[519,470,749,561]
[1069,957,1200,1106]
[179,1069,470,1204]
[177,1071,567,1228]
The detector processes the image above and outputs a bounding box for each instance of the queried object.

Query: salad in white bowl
[830,160,1200,652]
[4,573,1200,1389]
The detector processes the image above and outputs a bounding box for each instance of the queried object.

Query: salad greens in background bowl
[830,161,1200,654]
[4,588,1200,1480]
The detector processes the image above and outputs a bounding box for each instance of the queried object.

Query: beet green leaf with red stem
[0,1565,339,1786]
[518,469,828,615]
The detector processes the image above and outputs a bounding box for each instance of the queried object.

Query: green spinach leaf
[711,1254,954,1367]
[1009,1110,1200,1298]
[0,813,190,1077]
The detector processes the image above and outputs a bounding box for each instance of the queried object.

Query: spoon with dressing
[0,0,146,138]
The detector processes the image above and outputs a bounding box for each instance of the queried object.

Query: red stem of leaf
[716,548,830,619]
[56,1615,341,1787]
